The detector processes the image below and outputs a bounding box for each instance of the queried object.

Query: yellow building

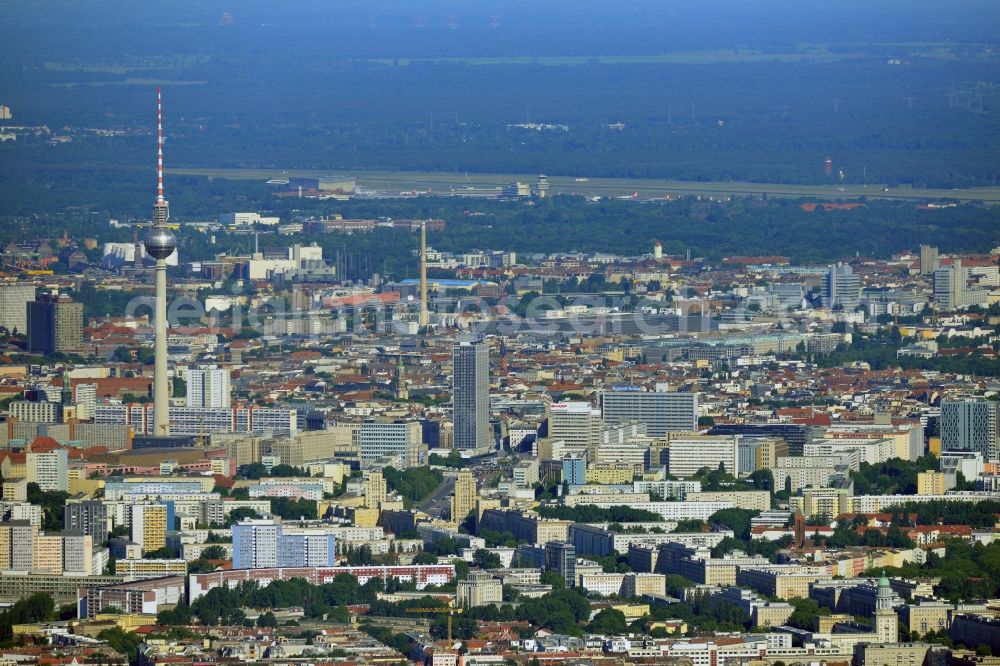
[585,463,634,485]
[791,487,850,518]
[364,470,387,509]
[625,574,666,597]
[349,507,380,528]
[646,619,687,635]
[2,478,28,502]
[68,477,104,498]
[308,462,350,485]
[475,498,501,523]
[818,614,854,633]
[0,457,27,480]
[854,643,929,666]
[131,504,168,553]
[754,438,789,471]
[602,603,650,622]
[94,613,159,631]
[450,470,477,522]
[0,521,36,570]
[33,534,64,574]
[928,437,942,456]
[916,471,946,495]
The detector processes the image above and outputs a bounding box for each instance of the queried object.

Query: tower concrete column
[153,257,169,435]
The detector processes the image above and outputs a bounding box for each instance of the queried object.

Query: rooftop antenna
[155,88,166,212]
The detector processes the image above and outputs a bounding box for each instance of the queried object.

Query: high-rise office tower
[65,500,109,540]
[452,334,490,451]
[544,541,576,588]
[0,284,35,335]
[26,292,83,353]
[186,365,231,408]
[548,402,602,449]
[941,398,999,461]
[450,469,477,522]
[359,421,424,468]
[822,263,861,310]
[933,260,965,311]
[919,245,940,275]
[600,387,698,437]
[145,87,177,437]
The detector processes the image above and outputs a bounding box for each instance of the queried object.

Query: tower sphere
[144,225,176,260]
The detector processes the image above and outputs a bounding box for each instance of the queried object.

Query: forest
[3,188,999,277]
[1,0,999,199]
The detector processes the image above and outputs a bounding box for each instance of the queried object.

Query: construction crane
[405,607,463,642]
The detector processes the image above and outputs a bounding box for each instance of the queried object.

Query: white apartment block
[579,500,734,521]
[11,401,60,424]
[359,421,423,468]
[186,366,231,408]
[804,438,895,466]
[26,449,68,492]
[95,404,298,436]
[667,436,739,478]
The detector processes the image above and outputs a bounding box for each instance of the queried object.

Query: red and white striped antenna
[156,87,164,204]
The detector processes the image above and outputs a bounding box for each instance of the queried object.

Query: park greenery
[382,466,444,506]
[535,504,664,523]
[879,499,1000,529]
[849,455,940,496]
[808,328,1000,377]
[156,575,386,627]
[0,593,54,644]
[26,483,69,531]
[869,540,1000,602]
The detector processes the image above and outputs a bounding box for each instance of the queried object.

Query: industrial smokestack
[419,221,429,328]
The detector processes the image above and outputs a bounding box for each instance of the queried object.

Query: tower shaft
[153,259,169,435]
[145,87,176,436]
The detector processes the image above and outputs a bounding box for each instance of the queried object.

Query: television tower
[144,87,177,436]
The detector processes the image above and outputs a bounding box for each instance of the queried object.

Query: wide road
[171,166,1000,203]
[418,476,454,520]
